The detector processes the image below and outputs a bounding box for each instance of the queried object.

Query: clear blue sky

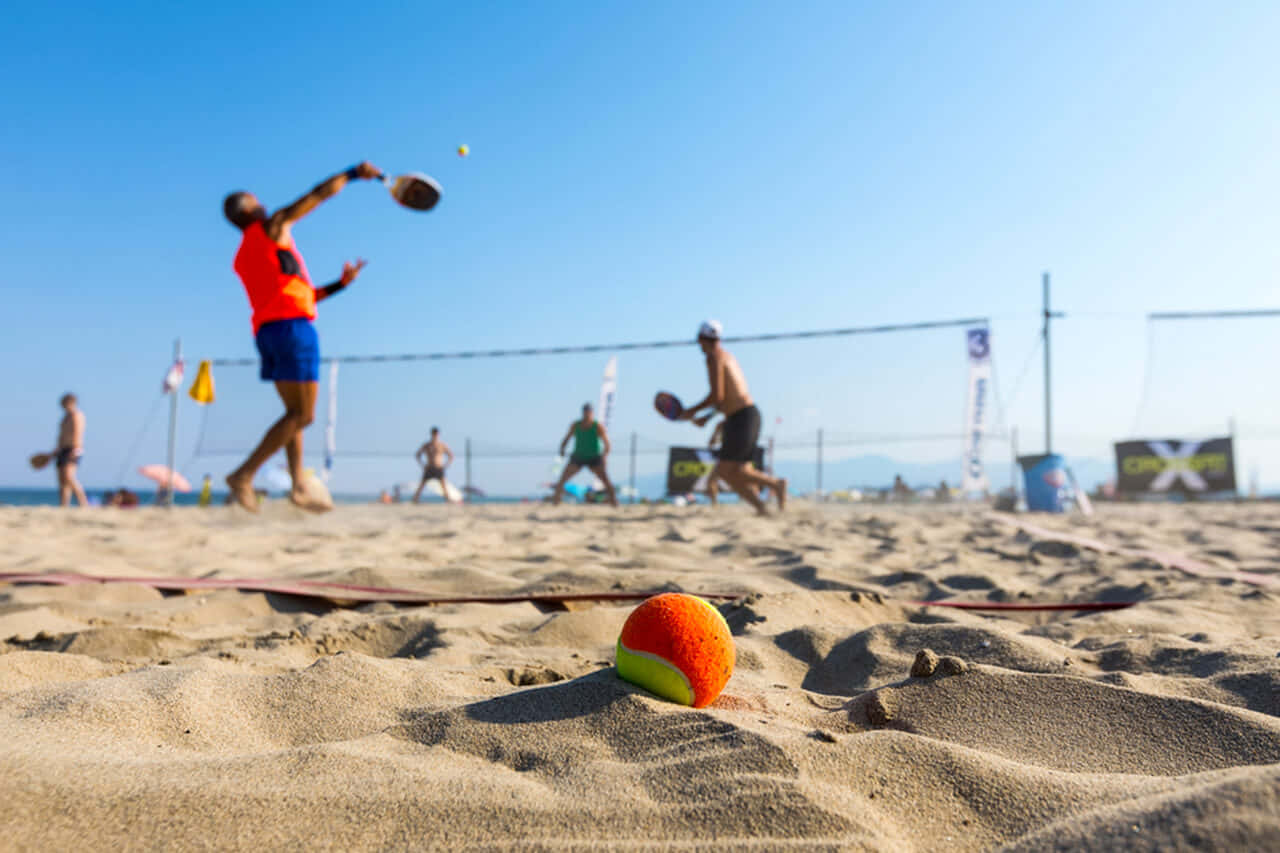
[3,1,1279,496]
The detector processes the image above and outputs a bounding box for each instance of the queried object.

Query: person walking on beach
[678,321,786,516]
[413,428,457,503]
[221,161,380,512]
[51,393,88,507]
[552,403,619,507]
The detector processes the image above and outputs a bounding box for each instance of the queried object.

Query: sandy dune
[0,502,1277,850]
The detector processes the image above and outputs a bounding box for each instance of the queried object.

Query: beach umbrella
[137,465,192,493]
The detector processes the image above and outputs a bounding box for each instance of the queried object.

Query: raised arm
[266,161,380,240]
[315,259,367,303]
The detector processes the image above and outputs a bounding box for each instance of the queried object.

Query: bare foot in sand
[776,479,787,511]
[289,484,333,514]
[226,474,259,513]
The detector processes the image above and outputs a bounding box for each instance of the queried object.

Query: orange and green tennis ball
[616,593,735,708]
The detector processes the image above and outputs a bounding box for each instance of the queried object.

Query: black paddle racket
[377,172,442,211]
[654,391,684,421]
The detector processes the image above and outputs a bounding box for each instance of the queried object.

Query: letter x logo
[1148,441,1206,492]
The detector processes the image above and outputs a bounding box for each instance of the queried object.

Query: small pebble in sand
[938,656,968,676]
[866,689,897,725]
[911,649,939,677]
[979,639,991,649]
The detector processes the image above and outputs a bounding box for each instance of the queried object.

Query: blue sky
[3,1,1279,496]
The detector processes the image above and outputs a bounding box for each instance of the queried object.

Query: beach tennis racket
[377,172,441,211]
[29,453,51,471]
[654,391,684,421]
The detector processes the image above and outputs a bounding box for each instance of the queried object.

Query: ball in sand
[616,593,735,708]
[457,144,469,157]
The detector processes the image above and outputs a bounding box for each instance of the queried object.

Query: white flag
[961,328,991,493]
[598,356,618,432]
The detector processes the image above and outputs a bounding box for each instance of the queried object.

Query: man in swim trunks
[551,403,619,507]
[413,427,457,503]
[679,320,787,516]
[221,161,380,512]
[51,393,88,507]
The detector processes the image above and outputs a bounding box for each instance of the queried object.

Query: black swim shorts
[55,447,82,469]
[718,405,761,463]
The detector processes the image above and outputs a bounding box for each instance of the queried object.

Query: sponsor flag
[598,356,618,432]
[961,328,991,493]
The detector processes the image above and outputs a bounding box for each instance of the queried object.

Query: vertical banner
[598,356,618,432]
[962,327,991,493]
[323,361,338,484]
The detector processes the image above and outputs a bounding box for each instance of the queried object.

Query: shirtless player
[221,161,380,511]
[679,321,786,516]
[52,393,88,508]
[413,428,457,503]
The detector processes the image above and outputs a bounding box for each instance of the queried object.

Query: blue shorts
[255,318,320,383]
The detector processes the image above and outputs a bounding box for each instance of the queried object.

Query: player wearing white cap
[679,320,787,515]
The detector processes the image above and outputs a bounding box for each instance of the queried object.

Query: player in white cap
[678,320,786,515]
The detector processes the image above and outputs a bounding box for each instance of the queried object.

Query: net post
[1228,417,1238,502]
[629,432,637,504]
[165,338,181,508]
[816,428,824,499]
[1043,271,1053,454]
[1011,426,1020,498]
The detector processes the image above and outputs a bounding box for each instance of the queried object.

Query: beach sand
[0,501,1277,850]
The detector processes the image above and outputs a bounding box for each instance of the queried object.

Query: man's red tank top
[234,222,316,334]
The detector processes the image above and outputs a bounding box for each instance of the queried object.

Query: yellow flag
[189,360,215,404]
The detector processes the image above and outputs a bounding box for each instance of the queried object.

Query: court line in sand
[0,571,1135,612]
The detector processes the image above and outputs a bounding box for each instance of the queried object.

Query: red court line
[0,572,738,605]
[0,572,1134,612]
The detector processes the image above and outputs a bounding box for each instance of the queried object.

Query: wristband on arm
[344,166,361,181]
[319,281,347,299]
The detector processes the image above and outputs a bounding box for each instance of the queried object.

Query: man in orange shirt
[221,161,380,511]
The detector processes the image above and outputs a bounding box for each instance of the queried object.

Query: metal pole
[165,339,181,508]
[629,432,636,504]
[1228,416,1238,501]
[816,428,824,497]
[1011,426,1020,498]
[465,438,472,498]
[1042,272,1051,455]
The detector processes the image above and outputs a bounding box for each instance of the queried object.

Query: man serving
[221,161,380,511]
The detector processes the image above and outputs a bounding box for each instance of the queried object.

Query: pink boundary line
[0,572,1134,612]
[1004,518,1279,589]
